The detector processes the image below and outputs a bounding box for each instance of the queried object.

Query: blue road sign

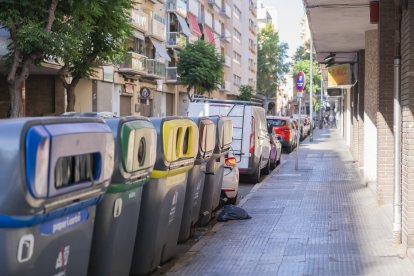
[296,71,306,92]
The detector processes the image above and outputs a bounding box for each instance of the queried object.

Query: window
[233,4,241,20]
[233,51,241,64]
[233,28,241,42]
[233,74,241,86]
[153,13,165,24]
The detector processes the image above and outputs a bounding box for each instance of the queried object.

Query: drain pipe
[392,0,402,244]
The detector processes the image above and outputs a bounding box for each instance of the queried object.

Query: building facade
[304,0,414,261]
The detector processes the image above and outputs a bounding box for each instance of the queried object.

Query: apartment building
[240,0,257,90]
[0,0,257,118]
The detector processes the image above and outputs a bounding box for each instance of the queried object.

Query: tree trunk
[187,86,193,102]
[8,82,22,118]
[65,77,80,112]
[66,85,76,112]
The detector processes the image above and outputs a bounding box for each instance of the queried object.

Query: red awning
[187,13,202,38]
[203,25,215,46]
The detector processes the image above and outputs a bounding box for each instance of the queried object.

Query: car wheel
[226,195,238,205]
[250,163,261,184]
[288,144,293,153]
[262,159,270,175]
[276,153,281,165]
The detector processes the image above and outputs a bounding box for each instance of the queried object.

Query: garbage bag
[217,205,252,222]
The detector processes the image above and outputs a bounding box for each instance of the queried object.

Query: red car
[267,116,297,153]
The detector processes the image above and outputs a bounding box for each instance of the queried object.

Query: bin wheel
[262,159,271,175]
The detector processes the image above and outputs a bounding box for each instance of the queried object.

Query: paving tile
[166,129,414,275]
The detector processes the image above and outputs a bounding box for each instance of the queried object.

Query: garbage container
[198,116,233,225]
[130,117,198,276]
[88,116,157,276]
[178,117,216,243]
[0,117,114,276]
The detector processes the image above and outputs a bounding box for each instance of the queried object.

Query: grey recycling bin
[88,116,157,276]
[0,117,114,276]
[178,117,216,243]
[130,117,198,276]
[198,116,233,226]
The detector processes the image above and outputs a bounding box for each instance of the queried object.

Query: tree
[257,22,289,98]
[237,85,254,101]
[0,0,61,117]
[292,60,321,95]
[52,0,131,112]
[292,40,321,95]
[177,40,224,100]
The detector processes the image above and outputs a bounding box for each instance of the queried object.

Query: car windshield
[267,119,286,127]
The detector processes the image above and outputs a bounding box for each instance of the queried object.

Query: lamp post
[310,38,313,142]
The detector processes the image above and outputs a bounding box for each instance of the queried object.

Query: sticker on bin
[40,209,89,235]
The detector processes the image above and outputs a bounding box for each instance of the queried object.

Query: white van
[188,100,271,183]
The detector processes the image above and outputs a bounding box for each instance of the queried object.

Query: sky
[260,0,306,58]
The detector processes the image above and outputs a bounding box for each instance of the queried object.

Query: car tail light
[249,116,255,154]
[225,157,236,167]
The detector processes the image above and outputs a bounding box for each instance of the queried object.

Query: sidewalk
[167,128,414,275]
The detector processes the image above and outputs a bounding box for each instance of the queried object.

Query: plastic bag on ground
[217,205,252,222]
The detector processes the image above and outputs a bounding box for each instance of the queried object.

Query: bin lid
[190,117,216,160]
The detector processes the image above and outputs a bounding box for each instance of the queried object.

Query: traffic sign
[296,71,306,92]
[296,92,303,98]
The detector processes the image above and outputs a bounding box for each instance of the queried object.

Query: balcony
[166,32,187,48]
[119,52,147,75]
[147,15,166,41]
[204,12,213,28]
[165,0,187,17]
[249,4,257,16]
[166,67,179,82]
[208,0,220,8]
[131,10,149,33]
[189,0,199,16]
[224,55,231,67]
[220,29,231,43]
[220,3,232,19]
[249,44,256,54]
[219,80,231,92]
[249,65,256,73]
[146,59,166,78]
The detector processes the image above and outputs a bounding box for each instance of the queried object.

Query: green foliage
[257,22,290,98]
[292,40,321,95]
[292,60,321,94]
[237,85,254,101]
[51,0,132,80]
[314,98,322,112]
[177,40,224,98]
[0,0,63,67]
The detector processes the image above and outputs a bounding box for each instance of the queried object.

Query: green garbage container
[198,116,233,225]
[88,116,156,276]
[178,117,216,243]
[130,117,198,276]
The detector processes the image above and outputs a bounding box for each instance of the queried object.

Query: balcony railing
[220,29,231,43]
[220,3,232,18]
[131,10,149,33]
[224,55,231,67]
[146,59,166,78]
[119,52,147,74]
[148,17,166,41]
[166,32,187,48]
[219,80,231,92]
[208,0,220,8]
[166,67,179,82]
[165,0,187,17]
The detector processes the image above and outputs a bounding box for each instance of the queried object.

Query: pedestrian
[329,113,335,128]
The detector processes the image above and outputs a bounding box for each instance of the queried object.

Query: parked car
[267,116,296,153]
[221,156,240,205]
[188,100,271,184]
[291,114,307,141]
[268,130,282,169]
